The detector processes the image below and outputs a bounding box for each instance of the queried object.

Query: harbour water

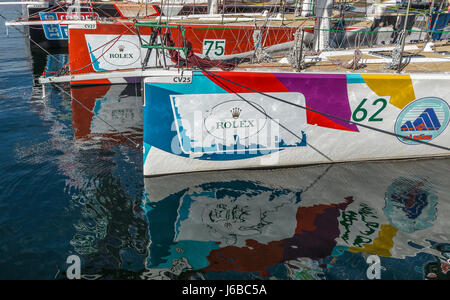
[0,7,449,280]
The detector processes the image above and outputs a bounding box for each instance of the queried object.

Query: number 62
[352,98,387,122]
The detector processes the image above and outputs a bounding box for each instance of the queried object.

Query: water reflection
[65,84,146,279]
[142,159,450,280]
[71,84,142,144]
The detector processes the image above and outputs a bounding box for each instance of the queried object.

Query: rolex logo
[118,45,125,52]
[230,107,242,119]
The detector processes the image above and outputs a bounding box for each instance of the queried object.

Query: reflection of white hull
[70,83,142,142]
[172,182,302,247]
[90,85,142,136]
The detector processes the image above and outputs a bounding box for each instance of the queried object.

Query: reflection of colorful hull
[67,21,297,85]
[142,158,450,279]
[142,70,450,176]
[71,84,142,143]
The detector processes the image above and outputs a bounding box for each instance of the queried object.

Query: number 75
[203,40,225,56]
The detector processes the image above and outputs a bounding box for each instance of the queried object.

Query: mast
[208,0,219,14]
[397,0,412,72]
[67,0,81,20]
[313,0,333,51]
[301,0,314,17]
[423,0,436,51]
[294,0,301,16]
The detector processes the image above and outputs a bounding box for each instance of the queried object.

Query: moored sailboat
[139,0,450,176]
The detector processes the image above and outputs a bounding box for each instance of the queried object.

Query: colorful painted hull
[142,70,450,176]
[67,21,298,85]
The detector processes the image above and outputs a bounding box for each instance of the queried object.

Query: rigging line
[302,163,334,195]
[62,31,123,72]
[50,83,141,148]
[91,5,139,34]
[17,2,66,21]
[200,68,450,152]
[205,68,334,162]
[65,35,121,73]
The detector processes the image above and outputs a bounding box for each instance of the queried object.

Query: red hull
[68,21,297,84]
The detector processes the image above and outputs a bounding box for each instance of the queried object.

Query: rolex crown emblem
[230,107,242,119]
[118,45,125,52]
[224,222,232,230]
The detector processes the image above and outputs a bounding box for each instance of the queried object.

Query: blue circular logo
[394,97,450,145]
[383,177,437,233]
